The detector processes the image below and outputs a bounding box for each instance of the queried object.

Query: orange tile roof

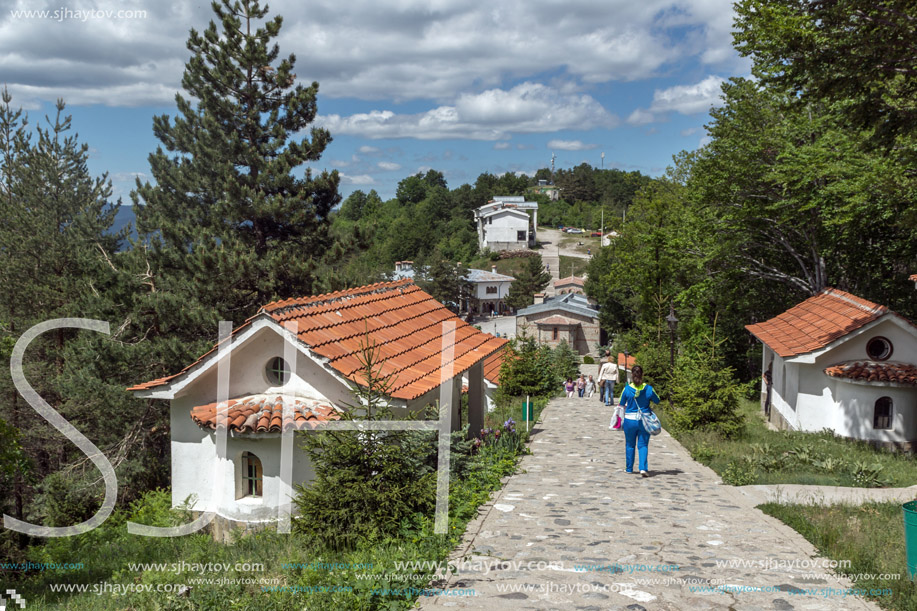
[617,352,636,369]
[190,396,339,433]
[745,288,889,358]
[482,342,510,384]
[824,361,917,386]
[554,276,585,287]
[130,280,506,401]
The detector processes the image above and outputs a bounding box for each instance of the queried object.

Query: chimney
[533,293,545,305]
[491,265,497,274]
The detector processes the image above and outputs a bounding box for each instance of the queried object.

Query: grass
[465,256,532,279]
[5,436,532,610]
[759,502,917,610]
[669,398,917,487]
[557,255,589,278]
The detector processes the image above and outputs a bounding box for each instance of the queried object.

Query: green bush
[583,355,595,364]
[667,356,745,439]
[551,339,580,381]
[498,335,557,397]
[721,459,756,486]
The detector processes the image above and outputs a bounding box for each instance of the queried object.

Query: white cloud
[626,108,655,126]
[318,82,617,140]
[377,161,401,171]
[547,139,596,151]
[340,173,375,184]
[698,135,712,148]
[649,75,725,115]
[0,0,742,107]
[493,142,511,150]
[680,127,700,136]
[358,145,380,154]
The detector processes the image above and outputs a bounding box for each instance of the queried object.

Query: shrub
[721,459,756,486]
[551,339,580,381]
[667,356,745,439]
[583,355,595,364]
[499,335,557,397]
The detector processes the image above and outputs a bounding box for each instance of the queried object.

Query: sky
[0,0,750,203]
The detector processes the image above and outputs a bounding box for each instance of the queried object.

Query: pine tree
[506,254,552,310]
[0,94,125,537]
[132,0,341,342]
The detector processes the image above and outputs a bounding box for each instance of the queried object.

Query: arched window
[241,451,263,498]
[266,356,290,385]
[874,397,893,430]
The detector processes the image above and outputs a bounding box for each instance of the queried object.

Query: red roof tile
[617,352,636,369]
[824,361,917,386]
[745,288,890,358]
[130,280,506,401]
[190,395,340,433]
[554,276,585,287]
[482,341,511,384]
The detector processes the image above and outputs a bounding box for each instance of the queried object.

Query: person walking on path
[597,352,618,406]
[576,374,586,397]
[618,365,661,477]
[584,375,596,398]
[564,377,576,398]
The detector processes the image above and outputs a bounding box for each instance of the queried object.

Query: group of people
[563,374,599,398]
[567,351,661,477]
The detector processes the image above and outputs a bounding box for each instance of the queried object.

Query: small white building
[474,196,539,252]
[465,266,515,316]
[747,288,917,450]
[128,280,506,527]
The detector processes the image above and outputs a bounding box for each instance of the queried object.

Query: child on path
[564,377,576,398]
[618,365,661,477]
[576,374,586,397]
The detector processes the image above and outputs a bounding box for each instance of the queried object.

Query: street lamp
[666,302,679,371]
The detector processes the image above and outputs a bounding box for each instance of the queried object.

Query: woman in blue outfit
[617,365,660,477]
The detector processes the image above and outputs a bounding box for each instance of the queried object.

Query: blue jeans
[603,381,615,405]
[623,417,650,472]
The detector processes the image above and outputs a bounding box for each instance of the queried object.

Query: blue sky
[0,0,749,202]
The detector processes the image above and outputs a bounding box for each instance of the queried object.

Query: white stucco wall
[763,316,917,443]
[480,210,530,250]
[473,281,512,300]
[169,325,352,519]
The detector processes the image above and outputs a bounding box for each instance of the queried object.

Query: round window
[266,356,290,385]
[865,336,893,361]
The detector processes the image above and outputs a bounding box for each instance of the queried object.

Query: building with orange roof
[128,279,505,523]
[746,288,917,449]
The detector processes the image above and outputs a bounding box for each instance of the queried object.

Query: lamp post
[666,302,679,372]
[623,349,629,384]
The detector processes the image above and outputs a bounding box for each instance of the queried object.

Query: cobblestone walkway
[420,395,881,610]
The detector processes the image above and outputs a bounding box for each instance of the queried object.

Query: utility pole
[601,151,604,169]
[550,152,556,184]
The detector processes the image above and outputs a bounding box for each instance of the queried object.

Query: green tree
[0,94,128,533]
[133,0,340,336]
[506,254,552,310]
[418,254,472,312]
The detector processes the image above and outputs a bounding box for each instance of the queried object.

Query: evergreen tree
[132,0,341,345]
[417,254,471,313]
[0,93,125,537]
[506,254,552,310]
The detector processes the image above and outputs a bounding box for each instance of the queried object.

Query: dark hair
[632,365,644,378]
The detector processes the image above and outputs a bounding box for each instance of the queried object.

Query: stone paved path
[420,395,881,610]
